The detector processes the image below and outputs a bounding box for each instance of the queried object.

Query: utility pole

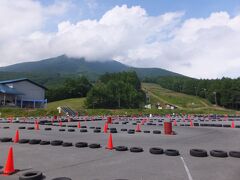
[213,91,217,105]
[194,86,198,96]
[118,93,121,108]
[203,88,207,98]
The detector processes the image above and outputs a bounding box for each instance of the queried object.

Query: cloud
[0,2,239,79]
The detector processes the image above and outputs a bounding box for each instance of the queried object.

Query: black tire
[149,147,164,155]
[110,129,118,133]
[51,178,72,180]
[19,171,43,180]
[88,143,101,149]
[153,130,161,134]
[45,128,52,131]
[121,128,127,131]
[51,140,63,146]
[0,137,12,142]
[27,127,34,130]
[40,141,50,145]
[115,146,128,152]
[81,126,87,128]
[89,127,95,129]
[80,129,88,133]
[130,147,143,153]
[210,150,228,158]
[68,129,75,132]
[165,149,180,156]
[128,130,135,134]
[19,139,30,144]
[3,126,9,129]
[59,129,65,131]
[93,129,101,133]
[29,139,41,145]
[229,151,240,158]
[75,142,88,148]
[18,126,26,129]
[190,149,208,157]
[143,130,150,133]
[62,142,73,147]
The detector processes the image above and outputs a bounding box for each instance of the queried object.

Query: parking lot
[0,116,240,180]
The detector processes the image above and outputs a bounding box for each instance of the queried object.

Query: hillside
[47,83,236,114]
[142,83,235,113]
[0,55,182,86]
[47,98,86,111]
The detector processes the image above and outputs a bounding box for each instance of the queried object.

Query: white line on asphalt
[180,156,193,180]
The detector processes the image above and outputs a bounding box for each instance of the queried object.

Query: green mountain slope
[0,55,183,87]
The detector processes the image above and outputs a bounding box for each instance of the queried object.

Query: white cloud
[0,2,239,79]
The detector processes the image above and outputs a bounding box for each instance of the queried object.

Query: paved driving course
[0,116,240,180]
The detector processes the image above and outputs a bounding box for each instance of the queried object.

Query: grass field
[142,83,211,109]
[0,83,238,117]
[47,98,86,111]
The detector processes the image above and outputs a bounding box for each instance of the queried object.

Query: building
[0,78,47,108]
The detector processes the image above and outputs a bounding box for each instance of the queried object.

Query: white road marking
[180,156,193,180]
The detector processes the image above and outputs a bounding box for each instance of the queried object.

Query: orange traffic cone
[77,122,81,128]
[103,123,108,133]
[106,133,114,150]
[35,121,40,130]
[13,130,19,143]
[173,120,177,126]
[3,147,15,175]
[135,124,141,132]
[231,121,235,128]
[190,120,193,127]
[59,121,62,127]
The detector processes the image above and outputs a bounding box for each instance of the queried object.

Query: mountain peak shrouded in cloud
[0,0,239,79]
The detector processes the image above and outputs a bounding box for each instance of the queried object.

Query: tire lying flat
[0,137,12,142]
[130,147,143,153]
[51,140,63,146]
[19,171,43,180]
[40,141,50,145]
[149,147,164,155]
[229,151,240,158]
[75,142,88,148]
[29,139,41,145]
[88,143,101,149]
[210,150,228,158]
[190,149,208,157]
[165,149,180,156]
[19,139,30,144]
[115,146,128,152]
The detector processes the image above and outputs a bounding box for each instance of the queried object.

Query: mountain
[0,55,183,86]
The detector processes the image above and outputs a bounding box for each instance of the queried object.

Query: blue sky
[40,0,240,31]
[0,0,240,78]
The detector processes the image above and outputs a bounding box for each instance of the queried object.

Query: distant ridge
[0,55,183,86]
